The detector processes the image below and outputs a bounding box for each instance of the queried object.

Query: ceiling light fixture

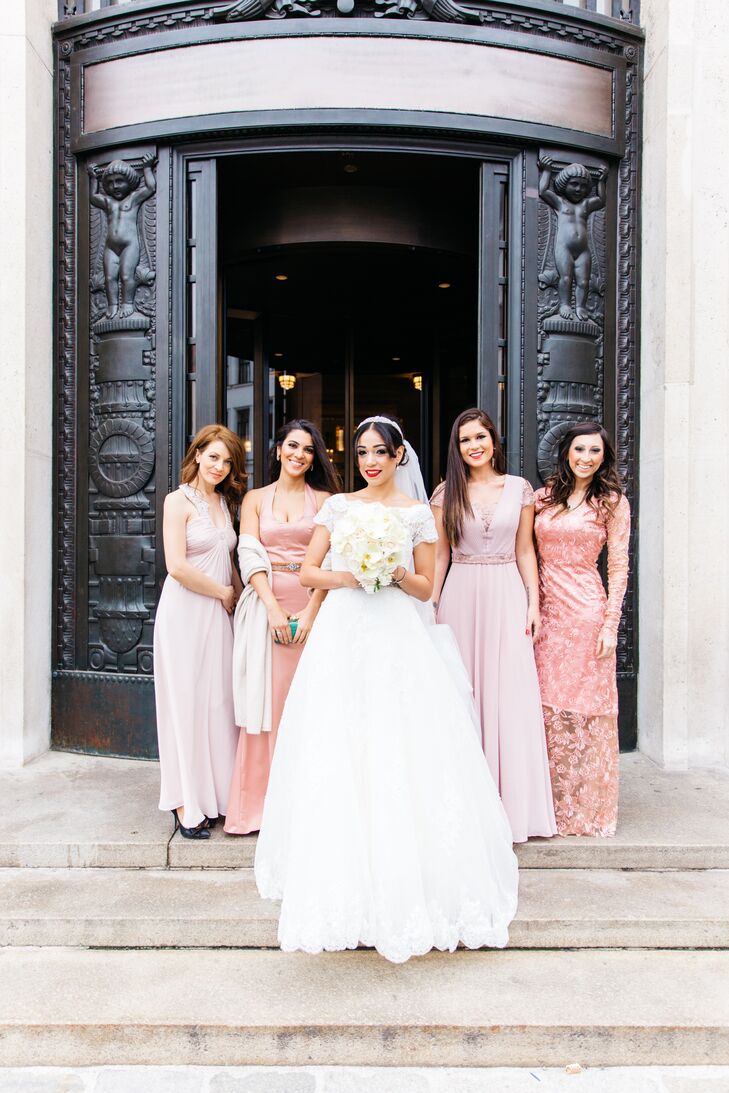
[278,372,296,391]
[412,374,423,392]
[275,274,288,282]
[273,352,284,358]
[437,281,451,289]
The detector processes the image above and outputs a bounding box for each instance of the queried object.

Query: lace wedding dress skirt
[254,496,519,964]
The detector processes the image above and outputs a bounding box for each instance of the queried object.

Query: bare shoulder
[164,488,194,522]
[242,485,267,510]
[164,488,190,511]
[313,489,332,506]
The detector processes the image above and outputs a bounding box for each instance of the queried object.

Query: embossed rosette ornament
[330,502,407,593]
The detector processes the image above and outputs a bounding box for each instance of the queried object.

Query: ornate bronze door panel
[53,1,642,758]
[52,143,172,757]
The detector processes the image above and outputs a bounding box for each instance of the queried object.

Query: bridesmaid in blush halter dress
[534,421,630,837]
[154,424,246,839]
[432,409,556,844]
[225,420,340,835]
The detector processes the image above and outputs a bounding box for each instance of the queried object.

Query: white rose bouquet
[331,503,408,594]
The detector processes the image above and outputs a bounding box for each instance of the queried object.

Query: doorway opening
[224,244,477,492]
[182,149,510,489]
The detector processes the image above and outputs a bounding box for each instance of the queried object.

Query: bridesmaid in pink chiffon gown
[534,422,630,837]
[225,420,339,835]
[432,409,556,843]
[154,425,246,837]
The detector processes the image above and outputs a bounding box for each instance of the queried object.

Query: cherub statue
[87,155,157,319]
[538,156,607,321]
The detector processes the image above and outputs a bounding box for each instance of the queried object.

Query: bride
[254,416,519,963]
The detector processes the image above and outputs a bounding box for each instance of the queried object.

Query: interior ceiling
[224,244,477,328]
[219,149,480,192]
[219,149,480,260]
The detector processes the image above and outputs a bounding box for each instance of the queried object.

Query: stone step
[4,751,728,871]
[1,947,727,1066]
[1,867,727,950]
[169,828,729,871]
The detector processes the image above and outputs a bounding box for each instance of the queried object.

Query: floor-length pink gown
[433,475,557,843]
[154,483,238,829]
[225,482,318,835]
[534,490,630,836]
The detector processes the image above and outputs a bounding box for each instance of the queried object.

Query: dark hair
[440,408,506,547]
[269,419,341,495]
[180,423,246,519]
[542,421,623,517]
[353,417,408,464]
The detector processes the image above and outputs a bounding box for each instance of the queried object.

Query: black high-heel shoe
[171,809,211,840]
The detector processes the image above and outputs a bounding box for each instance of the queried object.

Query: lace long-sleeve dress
[533,490,631,836]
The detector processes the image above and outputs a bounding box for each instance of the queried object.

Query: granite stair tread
[1,947,727,1067]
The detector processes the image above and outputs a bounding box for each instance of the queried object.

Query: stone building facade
[0,0,726,772]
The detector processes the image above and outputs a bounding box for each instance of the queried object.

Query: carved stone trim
[56,50,77,670]
[536,154,607,477]
[86,152,159,675]
[89,418,155,498]
[615,53,639,676]
[53,668,156,684]
[58,2,639,54]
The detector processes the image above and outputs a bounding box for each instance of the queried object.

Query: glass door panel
[352,322,431,493]
[225,310,257,481]
[267,319,347,487]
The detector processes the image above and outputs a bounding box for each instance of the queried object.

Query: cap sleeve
[429,482,445,507]
[313,493,347,533]
[521,479,535,507]
[411,504,438,546]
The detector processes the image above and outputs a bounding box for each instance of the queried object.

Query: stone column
[0,0,55,767]
[639,0,729,769]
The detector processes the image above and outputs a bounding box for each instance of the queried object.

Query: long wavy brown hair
[269,419,342,495]
[441,408,506,547]
[541,421,623,517]
[180,424,247,518]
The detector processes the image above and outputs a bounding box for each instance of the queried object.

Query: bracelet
[391,566,406,586]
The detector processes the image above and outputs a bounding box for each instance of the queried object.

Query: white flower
[331,503,407,593]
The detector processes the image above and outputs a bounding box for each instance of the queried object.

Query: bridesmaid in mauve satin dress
[154,424,246,839]
[225,420,339,835]
[534,421,630,837]
[432,409,556,844]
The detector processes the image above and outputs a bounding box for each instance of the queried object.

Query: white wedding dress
[254,495,519,964]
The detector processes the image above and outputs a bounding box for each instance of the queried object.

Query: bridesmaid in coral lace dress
[225,421,339,835]
[534,422,630,837]
[432,409,557,844]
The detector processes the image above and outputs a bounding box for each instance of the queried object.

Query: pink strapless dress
[225,483,318,834]
[433,475,557,843]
